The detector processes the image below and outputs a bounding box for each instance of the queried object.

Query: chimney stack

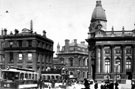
[74,39,77,45]
[43,30,46,37]
[3,28,7,35]
[65,39,69,46]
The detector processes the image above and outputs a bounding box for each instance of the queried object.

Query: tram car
[0,67,39,89]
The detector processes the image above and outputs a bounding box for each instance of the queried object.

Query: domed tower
[89,0,107,38]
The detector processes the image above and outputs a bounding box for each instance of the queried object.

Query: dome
[91,0,107,22]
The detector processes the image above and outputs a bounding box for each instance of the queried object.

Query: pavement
[41,82,131,89]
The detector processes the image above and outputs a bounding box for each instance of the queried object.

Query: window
[78,58,81,66]
[19,40,22,47]
[0,55,3,62]
[28,53,32,60]
[126,57,131,70]
[105,49,110,54]
[115,49,121,54]
[83,59,85,66]
[28,40,32,47]
[19,53,23,60]
[69,58,73,66]
[105,58,110,73]
[9,41,13,48]
[60,58,64,63]
[9,52,13,62]
[115,58,121,73]
[126,48,131,54]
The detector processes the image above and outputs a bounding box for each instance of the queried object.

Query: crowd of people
[84,78,119,89]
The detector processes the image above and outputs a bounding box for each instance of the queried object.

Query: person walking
[84,78,90,89]
[94,81,98,89]
[115,82,119,89]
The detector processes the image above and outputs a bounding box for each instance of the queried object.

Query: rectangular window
[9,52,13,62]
[19,40,22,47]
[9,41,13,48]
[0,55,2,62]
[28,53,32,60]
[28,40,32,47]
[19,53,23,60]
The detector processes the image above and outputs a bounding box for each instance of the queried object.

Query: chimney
[74,39,77,45]
[14,29,19,35]
[65,39,69,46]
[1,29,3,36]
[81,41,85,45]
[43,30,46,37]
[30,20,33,33]
[3,28,7,35]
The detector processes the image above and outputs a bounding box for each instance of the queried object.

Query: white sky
[0,0,135,56]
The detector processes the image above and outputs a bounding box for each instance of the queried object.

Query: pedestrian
[100,81,105,89]
[109,81,114,89]
[94,81,98,89]
[115,82,119,89]
[84,78,90,89]
[131,81,135,89]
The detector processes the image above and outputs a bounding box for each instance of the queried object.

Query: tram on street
[0,67,39,89]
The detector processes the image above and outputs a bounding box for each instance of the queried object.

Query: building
[0,20,54,73]
[56,39,88,80]
[86,0,135,83]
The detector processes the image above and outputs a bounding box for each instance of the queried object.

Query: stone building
[0,20,54,73]
[56,39,88,80]
[86,0,135,83]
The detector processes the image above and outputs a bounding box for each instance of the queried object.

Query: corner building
[56,39,88,80]
[0,22,54,72]
[86,0,135,83]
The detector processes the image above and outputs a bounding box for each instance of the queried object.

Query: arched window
[78,59,81,66]
[126,57,131,71]
[69,58,73,66]
[105,58,110,73]
[60,58,64,64]
[115,57,121,73]
[70,72,73,75]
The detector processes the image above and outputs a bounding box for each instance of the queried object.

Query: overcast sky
[0,0,135,55]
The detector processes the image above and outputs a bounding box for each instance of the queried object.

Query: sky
[0,0,135,56]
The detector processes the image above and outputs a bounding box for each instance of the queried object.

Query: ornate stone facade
[86,0,135,83]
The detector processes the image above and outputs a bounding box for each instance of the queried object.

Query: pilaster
[132,45,135,73]
[88,49,92,79]
[121,45,126,73]
[100,46,104,73]
[96,46,100,73]
[110,45,114,73]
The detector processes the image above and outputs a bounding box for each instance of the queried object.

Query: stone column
[110,45,114,73]
[132,45,135,73]
[96,46,100,73]
[88,49,92,79]
[121,45,126,73]
[100,46,104,73]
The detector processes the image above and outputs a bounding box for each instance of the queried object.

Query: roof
[91,0,107,22]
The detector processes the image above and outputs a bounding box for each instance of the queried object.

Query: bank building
[86,0,135,83]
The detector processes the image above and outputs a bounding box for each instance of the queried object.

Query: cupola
[91,0,107,22]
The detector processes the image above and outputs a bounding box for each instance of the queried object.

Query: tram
[0,67,39,89]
